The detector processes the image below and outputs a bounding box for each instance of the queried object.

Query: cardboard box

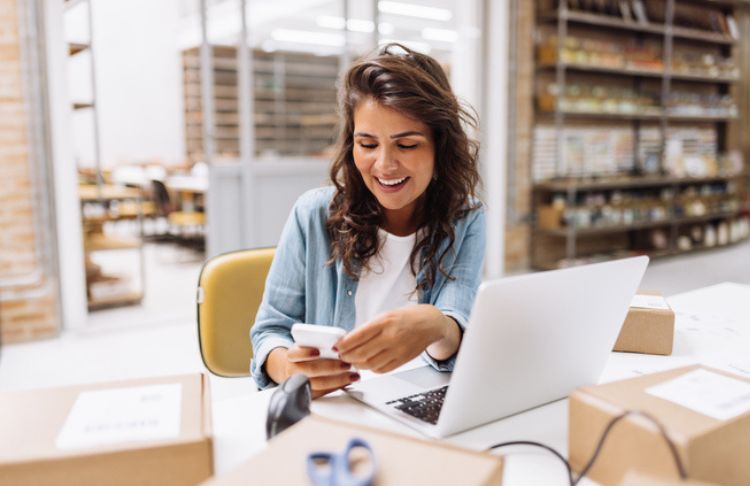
[569,365,750,486]
[202,415,503,486]
[613,292,674,355]
[619,471,719,486]
[0,374,213,486]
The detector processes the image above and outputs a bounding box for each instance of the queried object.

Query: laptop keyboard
[385,385,449,425]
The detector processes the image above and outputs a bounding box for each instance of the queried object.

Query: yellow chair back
[197,247,275,377]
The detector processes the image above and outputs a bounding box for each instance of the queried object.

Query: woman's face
[352,97,435,233]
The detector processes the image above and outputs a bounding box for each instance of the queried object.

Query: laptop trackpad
[348,366,451,403]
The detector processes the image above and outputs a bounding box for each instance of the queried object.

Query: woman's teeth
[377,176,407,186]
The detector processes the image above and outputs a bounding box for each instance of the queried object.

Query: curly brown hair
[326,43,481,290]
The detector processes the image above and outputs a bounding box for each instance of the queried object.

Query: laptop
[345,256,649,438]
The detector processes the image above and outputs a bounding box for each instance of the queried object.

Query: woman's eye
[359,143,377,149]
[398,144,417,150]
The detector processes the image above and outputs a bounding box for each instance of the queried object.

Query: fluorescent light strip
[421,27,458,43]
[378,1,452,22]
[316,15,395,35]
[379,38,432,54]
[271,28,345,47]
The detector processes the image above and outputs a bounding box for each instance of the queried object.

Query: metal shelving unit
[182,46,339,160]
[531,0,747,269]
[65,0,146,310]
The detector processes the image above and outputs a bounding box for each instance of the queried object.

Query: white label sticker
[56,384,182,450]
[646,369,750,421]
[630,294,670,310]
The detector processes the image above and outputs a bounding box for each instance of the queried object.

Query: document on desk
[56,384,182,450]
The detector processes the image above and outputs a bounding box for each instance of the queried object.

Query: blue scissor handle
[306,437,376,486]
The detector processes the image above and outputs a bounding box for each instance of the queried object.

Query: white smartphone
[290,323,346,360]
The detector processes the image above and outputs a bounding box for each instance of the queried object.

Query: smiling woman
[250,43,485,397]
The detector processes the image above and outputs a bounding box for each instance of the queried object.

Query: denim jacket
[250,186,486,389]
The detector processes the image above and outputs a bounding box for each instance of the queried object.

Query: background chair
[151,179,206,242]
[197,247,275,377]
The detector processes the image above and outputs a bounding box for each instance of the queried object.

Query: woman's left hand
[335,305,460,373]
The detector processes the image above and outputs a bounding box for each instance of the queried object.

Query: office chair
[197,247,275,377]
[151,179,206,239]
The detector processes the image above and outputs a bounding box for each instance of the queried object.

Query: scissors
[306,437,377,486]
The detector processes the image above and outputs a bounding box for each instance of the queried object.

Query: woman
[251,43,485,397]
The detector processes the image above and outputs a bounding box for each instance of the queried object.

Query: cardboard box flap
[203,414,504,486]
[574,365,750,441]
[0,374,209,464]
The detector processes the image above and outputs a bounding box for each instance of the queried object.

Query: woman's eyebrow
[353,130,425,139]
[390,130,425,139]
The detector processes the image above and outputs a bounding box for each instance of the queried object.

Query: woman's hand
[265,346,360,399]
[335,305,461,373]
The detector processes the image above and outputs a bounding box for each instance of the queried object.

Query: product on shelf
[538,35,739,79]
[649,228,668,250]
[538,83,660,116]
[645,1,737,38]
[538,35,662,72]
[533,124,635,180]
[677,235,692,251]
[665,92,737,118]
[672,51,739,79]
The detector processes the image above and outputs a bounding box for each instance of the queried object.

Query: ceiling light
[316,15,395,35]
[271,28,344,47]
[378,1,452,22]
[421,27,458,43]
[316,15,347,30]
[379,38,432,54]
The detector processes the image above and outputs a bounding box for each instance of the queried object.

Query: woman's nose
[374,146,398,171]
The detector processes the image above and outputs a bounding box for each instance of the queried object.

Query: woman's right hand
[266,346,360,399]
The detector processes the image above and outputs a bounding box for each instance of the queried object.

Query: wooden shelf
[537,209,741,237]
[541,11,665,36]
[84,234,142,252]
[675,210,741,225]
[537,218,672,236]
[88,291,143,310]
[537,62,739,83]
[68,42,89,56]
[538,109,662,121]
[533,234,749,270]
[542,11,737,45]
[79,184,141,201]
[72,102,95,110]
[534,174,741,192]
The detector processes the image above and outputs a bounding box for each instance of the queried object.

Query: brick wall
[0,0,60,343]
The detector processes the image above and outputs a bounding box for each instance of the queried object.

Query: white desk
[210,282,750,485]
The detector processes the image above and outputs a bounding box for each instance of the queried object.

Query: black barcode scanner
[266,373,312,439]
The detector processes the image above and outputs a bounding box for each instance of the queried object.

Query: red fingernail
[332,346,339,352]
[350,372,360,382]
[310,349,320,357]
[341,362,351,370]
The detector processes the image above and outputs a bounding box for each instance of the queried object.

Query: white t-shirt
[354,229,419,327]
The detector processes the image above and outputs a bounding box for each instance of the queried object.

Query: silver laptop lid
[436,256,649,436]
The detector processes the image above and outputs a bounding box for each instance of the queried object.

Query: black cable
[486,409,688,486]
[485,440,575,485]
[575,410,687,484]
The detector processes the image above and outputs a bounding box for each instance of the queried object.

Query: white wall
[67,0,185,168]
